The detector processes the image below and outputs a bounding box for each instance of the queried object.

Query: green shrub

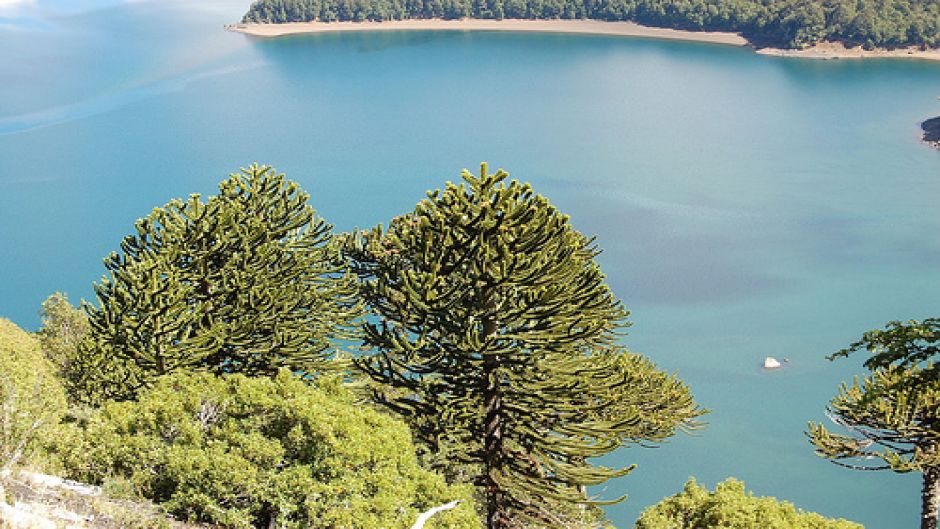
[59,370,480,529]
[635,478,862,529]
[0,319,67,472]
[37,292,89,380]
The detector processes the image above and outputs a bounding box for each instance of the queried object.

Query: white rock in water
[763,357,782,369]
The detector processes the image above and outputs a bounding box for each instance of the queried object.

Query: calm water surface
[2,1,940,527]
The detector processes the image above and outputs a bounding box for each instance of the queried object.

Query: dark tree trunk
[923,467,940,529]
[154,315,166,375]
[482,302,507,529]
[483,354,506,529]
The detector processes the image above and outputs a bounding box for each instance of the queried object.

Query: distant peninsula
[238,0,940,52]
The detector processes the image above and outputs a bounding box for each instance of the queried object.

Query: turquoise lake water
[2,1,940,526]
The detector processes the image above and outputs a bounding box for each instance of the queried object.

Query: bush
[36,293,94,406]
[0,319,67,472]
[635,478,862,529]
[37,292,89,377]
[59,370,480,529]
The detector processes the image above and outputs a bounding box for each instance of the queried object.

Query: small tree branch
[411,500,461,529]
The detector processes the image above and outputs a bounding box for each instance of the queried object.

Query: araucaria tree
[78,164,360,402]
[345,164,703,529]
[808,319,940,529]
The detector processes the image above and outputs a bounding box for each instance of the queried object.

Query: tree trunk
[483,353,505,529]
[482,301,507,529]
[923,467,940,529]
[154,315,166,375]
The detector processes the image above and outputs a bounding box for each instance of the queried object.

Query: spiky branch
[810,319,940,529]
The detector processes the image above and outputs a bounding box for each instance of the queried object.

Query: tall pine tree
[345,164,703,529]
[809,319,940,529]
[77,164,361,402]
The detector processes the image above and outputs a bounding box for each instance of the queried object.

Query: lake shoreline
[226,19,748,46]
[226,19,940,61]
[757,41,940,62]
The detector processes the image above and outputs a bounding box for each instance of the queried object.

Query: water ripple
[0,61,261,135]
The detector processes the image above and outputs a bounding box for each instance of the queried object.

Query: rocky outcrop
[923,116,940,150]
[763,357,782,369]
[0,470,178,529]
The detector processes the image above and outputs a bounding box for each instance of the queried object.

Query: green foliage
[241,0,940,49]
[808,365,940,473]
[57,370,481,529]
[75,164,362,403]
[829,317,940,375]
[345,164,704,529]
[635,478,863,529]
[593,352,704,446]
[37,292,90,391]
[0,319,67,471]
[809,319,940,529]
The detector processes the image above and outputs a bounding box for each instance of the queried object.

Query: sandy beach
[227,19,940,61]
[227,19,748,46]
[757,41,940,62]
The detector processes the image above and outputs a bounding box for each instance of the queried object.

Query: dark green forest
[241,0,940,49]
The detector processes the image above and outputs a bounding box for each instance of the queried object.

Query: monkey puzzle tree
[808,319,940,529]
[345,164,703,529]
[77,164,361,402]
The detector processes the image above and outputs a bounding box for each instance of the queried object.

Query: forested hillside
[241,0,940,49]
